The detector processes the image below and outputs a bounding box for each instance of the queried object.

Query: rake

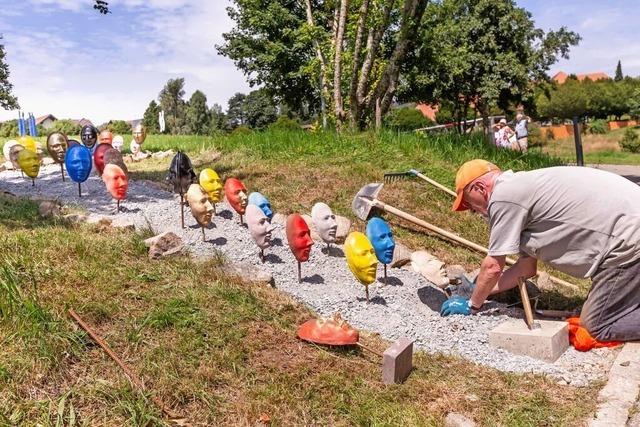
[383,169,457,197]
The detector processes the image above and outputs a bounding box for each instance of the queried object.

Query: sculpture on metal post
[311,202,338,252]
[18,136,37,153]
[286,214,313,282]
[366,217,395,284]
[246,204,275,262]
[103,148,128,175]
[112,135,124,152]
[186,184,214,241]
[98,130,113,145]
[46,132,68,181]
[224,178,248,224]
[344,231,378,302]
[130,124,147,159]
[80,125,98,151]
[3,139,18,164]
[166,151,197,228]
[8,143,24,174]
[65,144,92,197]
[102,164,128,212]
[199,168,223,213]
[248,192,273,220]
[17,149,40,185]
[93,143,112,175]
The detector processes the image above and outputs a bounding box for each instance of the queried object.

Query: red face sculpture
[286,214,313,262]
[224,178,248,215]
[102,164,128,200]
[93,143,112,175]
[297,314,359,346]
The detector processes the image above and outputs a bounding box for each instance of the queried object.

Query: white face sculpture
[246,204,274,250]
[112,135,124,152]
[311,202,338,244]
[410,251,449,288]
[3,140,18,162]
[130,140,141,155]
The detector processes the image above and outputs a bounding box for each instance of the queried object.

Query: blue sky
[0,0,638,124]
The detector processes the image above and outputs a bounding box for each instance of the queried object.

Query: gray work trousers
[580,259,640,341]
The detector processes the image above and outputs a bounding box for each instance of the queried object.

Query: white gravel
[0,163,619,386]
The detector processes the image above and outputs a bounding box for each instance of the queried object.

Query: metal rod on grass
[297,261,302,283]
[78,183,82,197]
[180,193,185,228]
[61,164,65,182]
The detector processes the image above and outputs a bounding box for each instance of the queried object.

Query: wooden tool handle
[517,278,536,329]
[414,171,457,197]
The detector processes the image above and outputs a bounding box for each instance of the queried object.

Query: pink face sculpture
[99,130,113,145]
[93,143,112,175]
[102,164,128,200]
[286,214,313,262]
[224,178,248,215]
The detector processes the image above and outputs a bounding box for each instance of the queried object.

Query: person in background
[496,118,515,149]
[514,113,529,152]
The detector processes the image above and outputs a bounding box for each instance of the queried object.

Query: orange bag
[567,317,622,352]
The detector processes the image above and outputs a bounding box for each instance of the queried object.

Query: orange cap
[452,159,500,211]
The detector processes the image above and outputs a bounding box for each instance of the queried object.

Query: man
[514,113,529,152]
[441,159,640,342]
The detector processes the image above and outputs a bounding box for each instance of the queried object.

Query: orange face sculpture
[286,214,313,262]
[224,178,248,215]
[102,164,128,200]
[297,314,359,346]
[99,130,113,145]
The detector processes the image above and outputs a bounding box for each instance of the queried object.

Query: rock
[111,217,136,231]
[221,262,274,286]
[301,214,322,242]
[390,242,412,268]
[334,215,351,244]
[2,161,13,170]
[446,264,467,281]
[63,213,88,224]
[465,268,480,283]
[41,157,55,166]
[536,271,553,291]
[444,413,476,427]
[38,201,61,218]
[0,163,6,172]
[86,215,113,226]
[151,150,173,159]
[144,231,184,260]
[271,213,286,226]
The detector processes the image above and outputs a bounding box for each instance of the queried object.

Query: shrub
[545,128,555,141]
[619,127,640,153]
[384,107,433,131]
[106,120,132,135]
[231,125,252,136]
[269,116,301,132]
[48,120,81,136]
[588,119,608,134]
[527,126,543,147]
[0,120,18,137]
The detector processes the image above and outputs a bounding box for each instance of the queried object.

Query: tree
[615,60,623,82]
[158,78,187,134]
[186,90,210,135]
[209,103,226,133]
[0,119,18,137]
[226,92,246,129]
[0,35,19,110]
[244,89,278,129]
[142,100,160,134]
[106,120,131,134]
[536,79,587,120]
[48,119,82,136]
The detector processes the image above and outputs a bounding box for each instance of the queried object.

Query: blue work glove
[440,296,471,316]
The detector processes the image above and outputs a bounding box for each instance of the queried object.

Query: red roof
[552,71,610,84]
[35,114,57,125]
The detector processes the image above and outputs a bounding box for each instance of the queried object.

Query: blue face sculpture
[248,192,273,220]
[64,145,92,183]
[366,217,395,264]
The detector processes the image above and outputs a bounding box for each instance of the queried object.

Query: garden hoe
[352,183,578,291]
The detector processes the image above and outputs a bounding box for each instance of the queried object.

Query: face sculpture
[46,132,68,164]
[133,124,146,144]
[102,164,128,200]
[297,314,359,346]
[64,145,92,183]
[130,140,141,155]
[17,149,40,178]
[9,144,24,170]
[286,214,313,262]
[224,178,248,215]
[80,125,98,149]
[99,130,113,145]
[246,204,275,250]
[186,184,214,226]
[311,202,338,244]
[166,151,197,194]
[3,139,19,163]
[103,148,128,175]
[366,217,395,265]
[248,192,273,220]
[112,135,124,152]
[18,136,37,153]
[199,169,223,203]
[68,139,80,148]
[93,143,112,175]
[344,232,378,285]
[410,251,450,288]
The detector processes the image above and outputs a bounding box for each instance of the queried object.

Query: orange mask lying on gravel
[567,317,622,352]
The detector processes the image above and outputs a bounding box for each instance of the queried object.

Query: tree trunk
[349,0,370,129]
[304,0,330,129]
[333,0,349,129]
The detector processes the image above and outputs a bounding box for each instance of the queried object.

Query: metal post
[572,117,584,166]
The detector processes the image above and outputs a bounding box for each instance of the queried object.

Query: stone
[271,213,286,226]
[63,213,88,224]
[589,343,640,427]
[2,161,13,170]
[382,338,413,384]
[111,217,136,231]
[446,264,467,281]
[0,162,6,172]
[488,319,569,362]
[221,262,274,286]
[390,243,412,268]
[38,201,61,218]
[334,215,351,244]
[144,231,184,260]
[301,214,322,242]
[151,150,173,159]
[444,413,476,427]
[86,215,113,227]
[536,271,553,291]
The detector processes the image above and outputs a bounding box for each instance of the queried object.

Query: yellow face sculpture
[344,232,378,285]
[199,168,223,203]
[18,136,37,153]
[17,149,40,178]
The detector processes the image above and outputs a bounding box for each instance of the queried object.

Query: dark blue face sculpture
[366,217,395,264]
[65,145,92,183]
[248,192,273,220]
[166,151,197,194]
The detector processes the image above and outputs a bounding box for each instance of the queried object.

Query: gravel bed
[0,164,619,386]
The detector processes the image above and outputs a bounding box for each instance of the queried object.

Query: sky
[0,0,639,124]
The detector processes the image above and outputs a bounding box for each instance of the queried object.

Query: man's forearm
[470,255,505,308]
[490,256,537,295]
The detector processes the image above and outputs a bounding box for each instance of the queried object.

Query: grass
[0,194,597,425]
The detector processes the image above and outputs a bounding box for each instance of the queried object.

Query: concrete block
[382,338,413,384]
[488,319,568,362]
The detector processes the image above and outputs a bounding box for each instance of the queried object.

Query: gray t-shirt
[487,167,640,278]
[515,118,528,138]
